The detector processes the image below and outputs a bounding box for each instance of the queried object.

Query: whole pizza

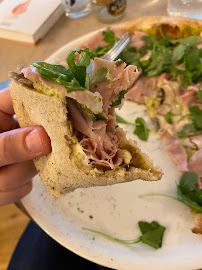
[79,16,202,233]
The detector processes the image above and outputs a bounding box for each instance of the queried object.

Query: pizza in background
[79,16,202,234]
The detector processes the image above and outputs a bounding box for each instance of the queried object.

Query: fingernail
[25,129,43,153]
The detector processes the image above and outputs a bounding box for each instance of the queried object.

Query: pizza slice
[9,49,162,198]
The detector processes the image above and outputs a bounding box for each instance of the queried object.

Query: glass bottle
[92,0,127,23]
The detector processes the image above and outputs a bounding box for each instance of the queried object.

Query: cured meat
[131,31,149,52]
[66,58,139,168]
[22,57,139,169]
[126,74,167,104]
[179,85,202,108]
[188,149,202,177]
[159,129,188,172]
[90,58,139,112]
[22,66,103,114]
[80,31,108,51]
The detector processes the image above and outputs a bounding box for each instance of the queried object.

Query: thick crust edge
[117,16,202,38]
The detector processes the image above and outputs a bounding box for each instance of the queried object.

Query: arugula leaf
[176,105,202,138]
[177,187,202,212]
[116,114,149,141]
[170,36,202,46]
[115,114,134,125]
[197,89,202,103]
[83,220,166,249]
[92,113,108,122]
[138,221,166,249]
[133,117,149,141]
[189,105,202,130]
[172,43,187,64]
[178,172,198,194]
[92,67,110,83]
[33,62,74,81]
[177,123,200,138]
[165,112,175,124]
[92,30,117,57]
[140,59,150,68]
[118,46,140,66]
[141,34,156,43]
[92,29,202,89]
[33,61,86,93]
[194,188,202,206]
[138,34,172,77]
[34,49,95,93]
[185,46,201,72]
[102,29,116,43]
[66,49,95,88]
[177,172,202,211]
[140,172,202,213]
[181,70,193,89]
[83,227,141,244]
[77,52,91,68]
[192,63,202,84]
[111,90,128,107]
[92,44,114,57]
[143,44,173,77]
[67,49,94,72]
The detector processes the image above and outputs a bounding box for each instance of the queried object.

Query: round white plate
[22,29,202,270]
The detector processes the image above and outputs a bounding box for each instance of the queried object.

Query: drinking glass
[61,0,92,18]
[167,0,202,19]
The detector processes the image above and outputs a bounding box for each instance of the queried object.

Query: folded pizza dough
[9,57,162,198]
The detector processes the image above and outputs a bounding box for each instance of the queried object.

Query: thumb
[0,126,51,167]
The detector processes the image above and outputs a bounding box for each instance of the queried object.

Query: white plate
[22,29,202,270]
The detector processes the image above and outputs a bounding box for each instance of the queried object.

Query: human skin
[0,88,51,206]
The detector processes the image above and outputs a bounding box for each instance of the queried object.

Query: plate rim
[21,26,202,270]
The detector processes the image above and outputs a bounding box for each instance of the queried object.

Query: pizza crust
[117,16,202,38]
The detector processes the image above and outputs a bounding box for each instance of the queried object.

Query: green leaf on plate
[133,117,149,141]
[115,114,134,125]
[111,90,128,107]
[83,220,166,249]
[138,221,166,249]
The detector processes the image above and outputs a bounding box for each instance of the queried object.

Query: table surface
[0,0,168,82]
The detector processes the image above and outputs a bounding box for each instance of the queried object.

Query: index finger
[0,88,18,132]
[0,88,15,115]
[0,126,51,167]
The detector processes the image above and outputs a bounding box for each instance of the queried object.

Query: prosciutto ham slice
[22,58,139,169]
[125,73,167,104]
[66,58,139,168]
[179,85,202,108]
[131,31,149,52]
[80,28,128,52]
[80,31,108,51]
[22,66,103,114]
[159,129,188,172]
[159,129,202,188]
[90,58,139,112]
[188,149,202,189]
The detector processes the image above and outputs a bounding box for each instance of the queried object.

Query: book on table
[0,0,64,45]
